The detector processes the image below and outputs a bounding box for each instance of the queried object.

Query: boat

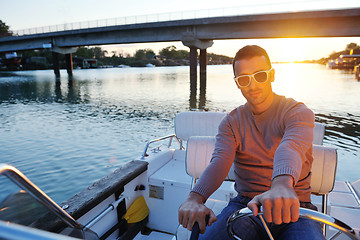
[117,65,131,68]
[0,52,22,69]
[0,111,359,240]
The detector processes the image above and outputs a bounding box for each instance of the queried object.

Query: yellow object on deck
[124,196,149,223]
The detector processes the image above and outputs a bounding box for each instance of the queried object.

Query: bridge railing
[12,0,358,36]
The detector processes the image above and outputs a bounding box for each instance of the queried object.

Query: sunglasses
[234,68,273,88]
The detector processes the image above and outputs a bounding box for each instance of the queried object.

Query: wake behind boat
[0,111,359,239]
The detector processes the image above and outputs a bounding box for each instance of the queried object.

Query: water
[0,64,359,204]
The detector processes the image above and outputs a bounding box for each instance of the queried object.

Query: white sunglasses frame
[234,67,273,88]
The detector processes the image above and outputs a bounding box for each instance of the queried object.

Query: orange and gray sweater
[192,93,315,202]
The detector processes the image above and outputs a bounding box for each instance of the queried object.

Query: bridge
[1,6,360,96]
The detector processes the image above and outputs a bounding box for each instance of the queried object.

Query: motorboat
[0,52,22,69]
[0,111,359,240]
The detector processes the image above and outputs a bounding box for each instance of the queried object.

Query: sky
[1,0,360,62]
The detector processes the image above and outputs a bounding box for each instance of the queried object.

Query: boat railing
[0,164,102,239]
[330,181,360,210]
[0,163,83,230]
[141,134,183,159]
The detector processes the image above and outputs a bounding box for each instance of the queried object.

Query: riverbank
[0,45,233,71]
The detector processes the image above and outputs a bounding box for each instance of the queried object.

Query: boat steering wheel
[227,207,359,240]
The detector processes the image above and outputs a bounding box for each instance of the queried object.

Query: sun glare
[269,38,315,62]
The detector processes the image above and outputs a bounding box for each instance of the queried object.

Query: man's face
[234,56,274,107]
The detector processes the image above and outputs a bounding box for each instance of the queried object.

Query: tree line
[315,42,360,65]
[0,20,12,37]
[74,45,232,67]
[1,45,232,70]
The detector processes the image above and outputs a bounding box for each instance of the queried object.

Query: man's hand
[178,192,217,233]
[247,175,300,225]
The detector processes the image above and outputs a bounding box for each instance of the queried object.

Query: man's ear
[270,68,275,82]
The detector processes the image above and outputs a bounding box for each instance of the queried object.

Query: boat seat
[174,111,325,146]
[176,135,337,240]
[174,111,226,142]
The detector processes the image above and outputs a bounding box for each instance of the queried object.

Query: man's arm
[178,116,237,233]
[178,192,217,233]
[248,104,314,224]
[247,175,300,224]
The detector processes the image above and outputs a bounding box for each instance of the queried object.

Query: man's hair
[232,45,272,75]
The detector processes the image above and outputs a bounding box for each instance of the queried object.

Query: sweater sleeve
[272,104,315,184]
[191,115,238,200]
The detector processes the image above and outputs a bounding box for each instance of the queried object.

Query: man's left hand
[247,175,300,225]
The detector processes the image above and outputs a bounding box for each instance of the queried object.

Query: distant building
[73,57,97,69]
[27,56,47,65]
[327,54,360,69]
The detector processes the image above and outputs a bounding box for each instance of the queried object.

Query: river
[0,63,359,203]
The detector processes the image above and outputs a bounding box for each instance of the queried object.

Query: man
[178,45,324,239]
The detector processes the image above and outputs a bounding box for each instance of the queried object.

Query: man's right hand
[178,192,217,234]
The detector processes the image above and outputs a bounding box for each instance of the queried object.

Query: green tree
[346,42,360,54]
[75,47,94,59]
[135,49,146,60]
[93,47,106,59]
[159,46,190,60]
[135,49,155,60]
[0,20,12,37]
[75,46,107,59]
[159,45,177,59]
[145,49,155,59]
[175,50,189,60]
[346,43,359,51]
[329,50,347,60]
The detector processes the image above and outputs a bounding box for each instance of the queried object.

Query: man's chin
[245,95,264,105]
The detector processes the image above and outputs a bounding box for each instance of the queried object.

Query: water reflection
[199,90,206,110]
[189,82,208,110]
[0,68,209,111]
[316,113,360,153]
[54,76,81,103]
[0,74,87,104]
[189,74,208,110]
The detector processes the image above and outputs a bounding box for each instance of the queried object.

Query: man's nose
[248,76,257,89]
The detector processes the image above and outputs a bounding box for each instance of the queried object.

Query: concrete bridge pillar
[189,47,198,100]
[65,53,73,76]
[52,52,60,77]
[199,49,207,95]
[182,36,213,109]
[51,46,77,76]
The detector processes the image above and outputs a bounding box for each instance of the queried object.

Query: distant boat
[145,63,156,67]
[327,54,360,70]
[326,59,337,69]
[1,52,22,66]
[117,64,130,68]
